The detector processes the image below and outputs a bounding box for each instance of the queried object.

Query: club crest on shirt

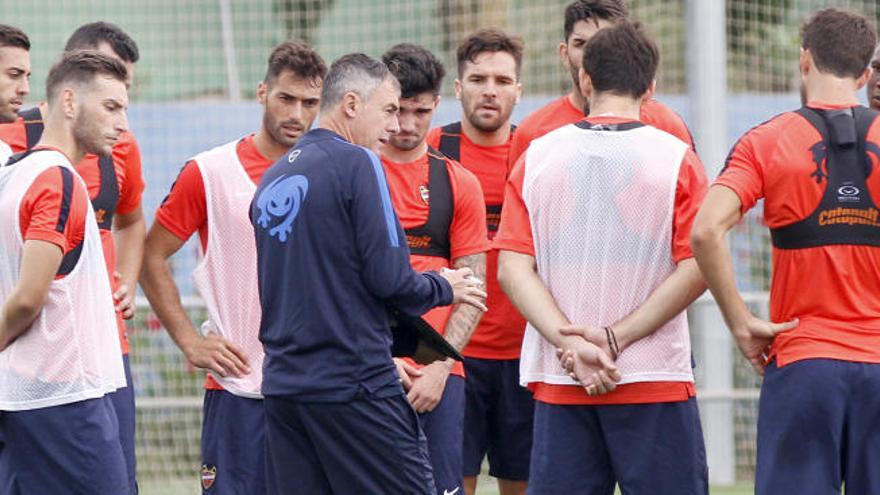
[419,184,430,205]
[201,464,217,490]
[254,174,309,243]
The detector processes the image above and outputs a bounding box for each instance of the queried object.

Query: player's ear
[61,87,77,120]
[454,79,462,100]
[642,80,657,102]
[558,41,569,67]
[342,91,359,118]
[257,81,268,106]
[799,48,812,76]
[433,94,441,109]
[578,67,592,100]
[856,68,871,90]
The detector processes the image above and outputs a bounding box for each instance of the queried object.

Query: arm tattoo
[443,253,487,352]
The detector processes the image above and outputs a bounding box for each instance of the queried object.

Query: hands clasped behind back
[556,324,622,396]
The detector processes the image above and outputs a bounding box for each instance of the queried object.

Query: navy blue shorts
[757,359,880,495]
[462,357,533,480]
[529,398,707,495]
[0,396,129,494]
[419,375,464,495]
[201,389,265,494]
[265,392,435,494]
[108,353,137,494]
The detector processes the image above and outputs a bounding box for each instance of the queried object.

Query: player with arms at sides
[380,43,490,495]
[867,43,880,111]
[496,21,709,495]
[140,42,326,495]
[0,50,131,494]
[507,0,694,170]
[0,25,30,164]
[425,28,530,495]
[692,9,880,494]
[0,22,145,492]
[253,53,486,494]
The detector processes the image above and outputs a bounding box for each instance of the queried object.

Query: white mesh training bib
[0,139,11,165]
[0,150,125,411]
[191,140,264,398]
[519,122,694,387]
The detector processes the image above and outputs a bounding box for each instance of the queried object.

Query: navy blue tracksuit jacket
[251,128,453,402]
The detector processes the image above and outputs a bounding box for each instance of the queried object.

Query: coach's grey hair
[320,53,399,111]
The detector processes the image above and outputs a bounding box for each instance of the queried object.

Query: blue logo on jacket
[255,174,309,242]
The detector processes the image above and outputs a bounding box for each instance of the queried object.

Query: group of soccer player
[1,1,880,494]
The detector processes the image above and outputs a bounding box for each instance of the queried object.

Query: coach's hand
[557,338,621,396]
[407,360,452,413]
[182,333,251,378]
[113,271,135,320]
[439,268,488,312]
[732,314,798,375]
[394,358,422,390]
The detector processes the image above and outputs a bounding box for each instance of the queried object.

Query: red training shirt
[716,102,880,367]
[17,149,90,271]
[381,150,491,376]
[426,126,527,360]
[507,95,695,170]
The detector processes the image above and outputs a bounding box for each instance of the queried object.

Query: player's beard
[73,110,113,157]
[0,104,16,123]
[265,112,304,150]
[464,97,514,133]
[388,132,423,152]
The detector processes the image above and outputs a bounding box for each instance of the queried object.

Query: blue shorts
[265,392,435,494]
[757,359,880,495]
[419,375,464,495]
[200,389,265,494]
[529,398,707,495]
[0,396,129,494]
[108,353,137,494]
[462,357,533,480]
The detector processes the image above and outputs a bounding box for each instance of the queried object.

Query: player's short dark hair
[321,53,397,110]
[265,41,327,85]
[382,43,445,98]
[0,24,30,51]
[582,21,657,99]
[456,28,524,78]
[801,8,876,79]
[46,50,128,102]
[65,22,139,63]
[564,0,629,41]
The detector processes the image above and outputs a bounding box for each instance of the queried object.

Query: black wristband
[605,326,620,361]
[604,326,619,360]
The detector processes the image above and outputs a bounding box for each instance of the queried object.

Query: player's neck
[37,121,83,164]
[253,127,289,163]
[461,117,511,147]
[567,88,587,116]
[804,75,861,107]
[381,141,427,164]
[586,93,641,121]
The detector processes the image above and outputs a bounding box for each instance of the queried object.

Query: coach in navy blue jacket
[252,53,486,494]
